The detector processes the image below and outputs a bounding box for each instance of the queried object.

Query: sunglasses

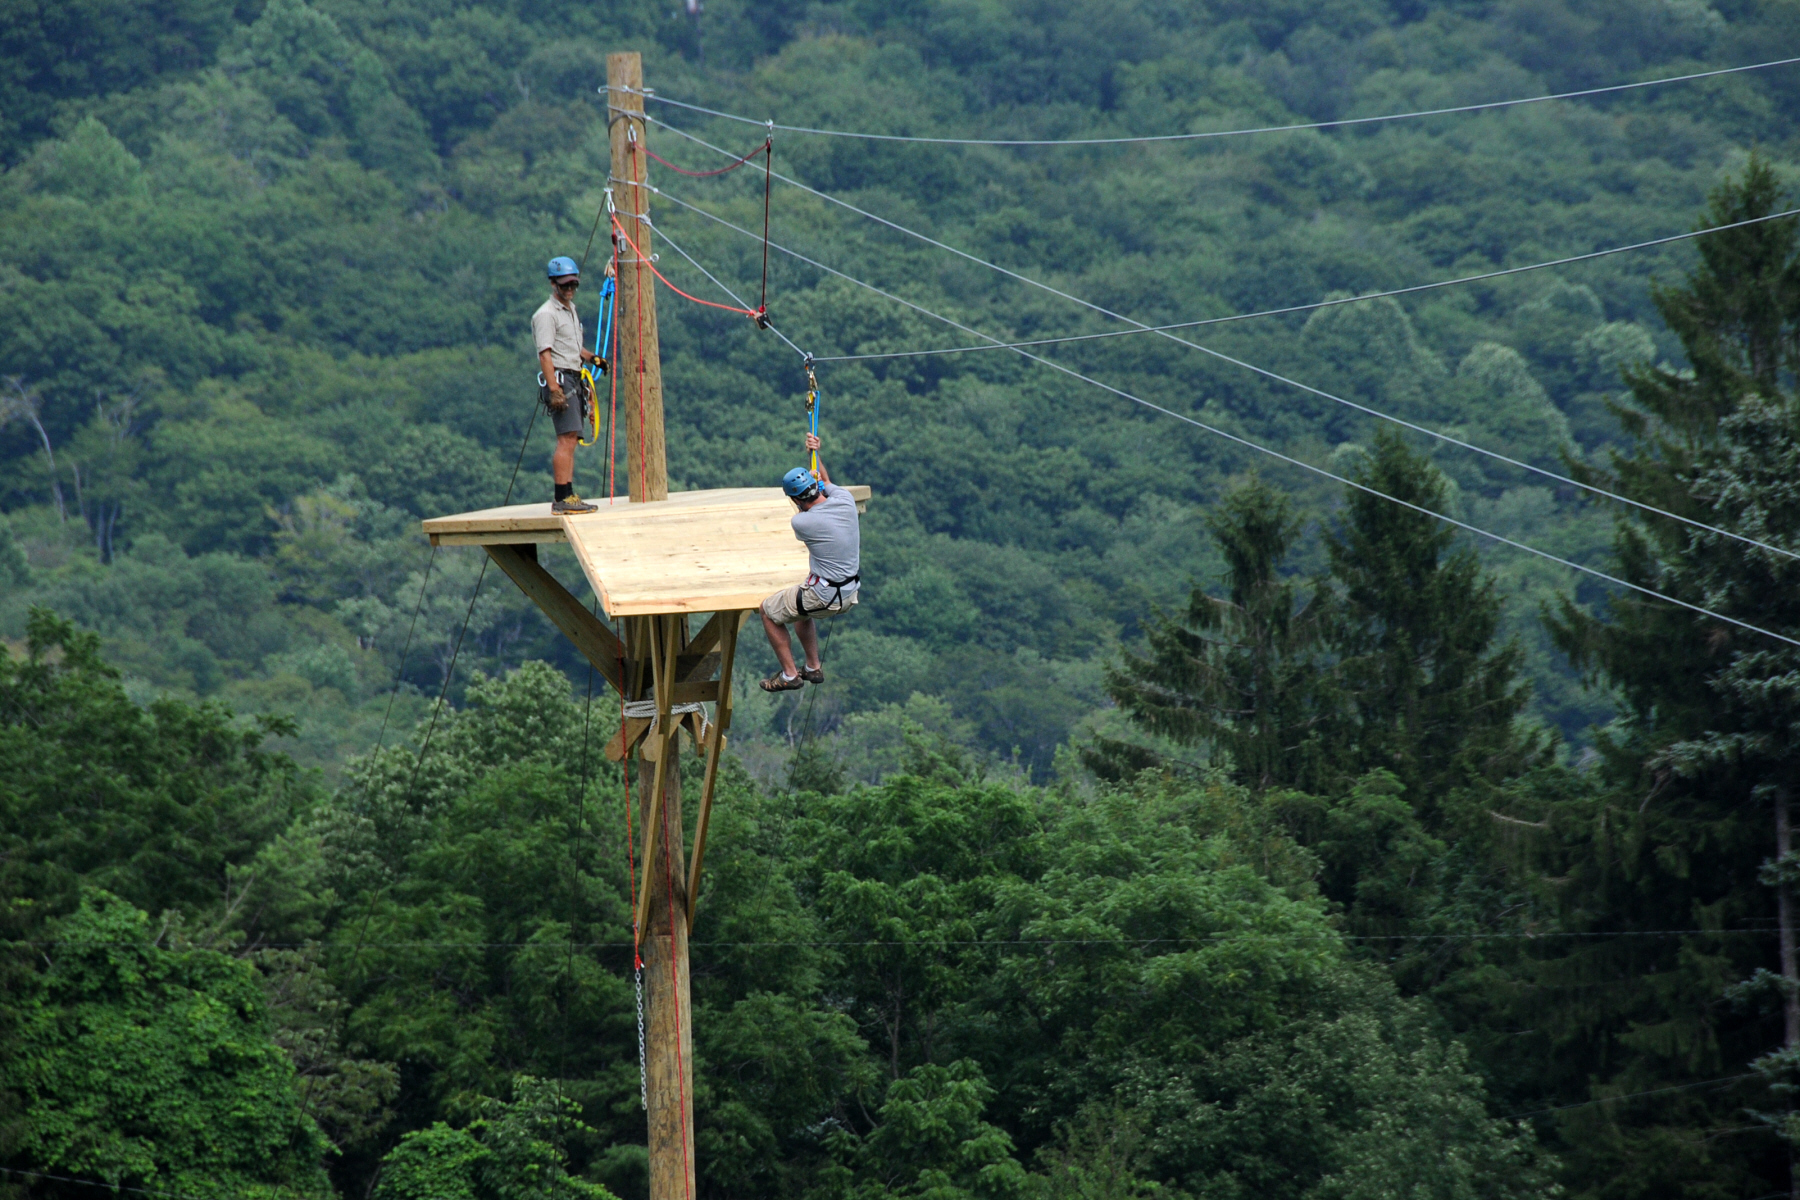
[554,278,581,289]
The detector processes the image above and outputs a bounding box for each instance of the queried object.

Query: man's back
[791,483,860,602]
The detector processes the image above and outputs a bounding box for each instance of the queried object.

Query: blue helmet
[782,467,819,499]
[546,255,579,279]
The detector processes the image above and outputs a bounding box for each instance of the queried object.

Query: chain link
[634,957,648,1111]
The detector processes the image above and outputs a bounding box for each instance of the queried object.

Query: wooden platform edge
[420,485,870,546]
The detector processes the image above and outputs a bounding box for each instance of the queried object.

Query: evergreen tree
[1089,476,1336,791]
[1542,155,1800,1200]
[1326,431,1533,820]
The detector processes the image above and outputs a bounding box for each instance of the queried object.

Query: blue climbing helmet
[782,466,819,500]
[546,255,579,279]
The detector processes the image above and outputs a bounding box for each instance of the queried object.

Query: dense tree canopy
[5,2,1800,1199]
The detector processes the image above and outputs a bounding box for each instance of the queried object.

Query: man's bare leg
[762,609,800,678]
[553,431,577,486]
[794,617,821,671]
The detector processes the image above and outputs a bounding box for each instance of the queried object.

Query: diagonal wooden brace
[605,717,654,763]
[634,615,682,943]
[484,544,625,696]
[688,610,746,928]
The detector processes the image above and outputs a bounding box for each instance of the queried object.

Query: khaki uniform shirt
[531,294,585,371]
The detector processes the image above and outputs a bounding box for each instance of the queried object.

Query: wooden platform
[421,485,869,618]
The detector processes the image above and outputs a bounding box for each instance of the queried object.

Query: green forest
[4,0,1800,1197]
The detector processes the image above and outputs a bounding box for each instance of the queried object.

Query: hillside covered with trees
[4,1,1800,1199]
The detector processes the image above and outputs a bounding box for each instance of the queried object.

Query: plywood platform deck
[421,485,869,618]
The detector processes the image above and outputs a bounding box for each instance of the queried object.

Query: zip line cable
[0,1167,223,1200]
[653,186,1800,651]
[654,220,809,359]
[1504,1073,1764,1121]
[806,208,1800,364]
[622,56,1800,146]
[12,927,1780,950]
[651,118,1800,565]
[613,214,766,320]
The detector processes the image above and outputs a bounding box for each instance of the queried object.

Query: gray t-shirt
[531,295,585,371]
[791,482,860,606]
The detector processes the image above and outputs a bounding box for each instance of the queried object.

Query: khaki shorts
[540,368,591,437]
[762,583,857,626]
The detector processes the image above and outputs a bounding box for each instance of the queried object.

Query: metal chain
[634,958,649,1110]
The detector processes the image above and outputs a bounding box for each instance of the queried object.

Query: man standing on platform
[760,433,860,692]
[533,254,612,515]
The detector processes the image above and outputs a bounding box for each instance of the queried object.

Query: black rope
[558,599,604,1161]
[759,136,772,318]
[579,190,610,274]
[374,544,437,751]
[344,400,541,977]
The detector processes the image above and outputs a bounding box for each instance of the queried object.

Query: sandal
[759,672,805,693]
[800,665,825,684]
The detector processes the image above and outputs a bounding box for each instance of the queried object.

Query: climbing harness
[797,573,859,617]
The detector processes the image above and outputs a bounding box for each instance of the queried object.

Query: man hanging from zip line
[760,432,861,692]
[533,253,613,515]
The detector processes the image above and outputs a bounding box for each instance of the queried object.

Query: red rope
[613,216,765,321]
[628,145,650,503]
[606,231,621,500]
[660,768,695,1200]
[643,139,769,177]
[622,680,636,948]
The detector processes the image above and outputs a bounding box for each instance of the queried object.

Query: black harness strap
[798,573,859,616]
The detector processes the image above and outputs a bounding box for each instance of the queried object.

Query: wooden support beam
[667,680,720,705]
[483,545,624,696]
[688,611,745,927]
[684,610,731,658]
[635,615,682,940]
[604,716,653,763]
[676,651,720,682]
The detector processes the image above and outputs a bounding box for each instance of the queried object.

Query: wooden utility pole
[608,51,693,1200]
[630,614,696,1200]
[427,52,852,1200]
[607,51,668,504]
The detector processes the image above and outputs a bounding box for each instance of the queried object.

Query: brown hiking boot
[759,671,805,693]
[800,665,824,684]
[552,493,599,515]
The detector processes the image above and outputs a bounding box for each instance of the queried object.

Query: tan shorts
[762,583,857,626]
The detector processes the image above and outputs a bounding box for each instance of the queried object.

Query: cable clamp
[604,186,615,215]
[752,307,770,330]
